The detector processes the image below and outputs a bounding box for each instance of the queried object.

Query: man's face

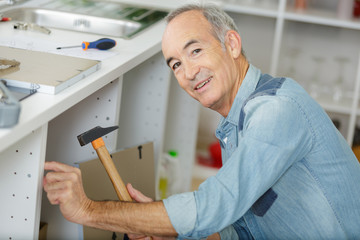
[162,10,240,114]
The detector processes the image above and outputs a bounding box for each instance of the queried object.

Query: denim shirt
[163,65,360,239]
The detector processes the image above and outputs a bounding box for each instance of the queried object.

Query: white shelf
[224,1,360,29]
[224,1,279,18]
[284,7,360,30]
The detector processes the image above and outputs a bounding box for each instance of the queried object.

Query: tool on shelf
[13,22,51,34]
[1,17,11,22]
[57,38,116,51]
[0,58,22,128]
[0,58,20,76]
[77,126,132,202]
[0,80,21,128]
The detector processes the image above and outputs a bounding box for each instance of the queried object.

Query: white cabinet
[0,51,200,239]
[220,0,360,145]
[0,12,201,237]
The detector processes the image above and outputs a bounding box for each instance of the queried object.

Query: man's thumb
[127,183,153,203]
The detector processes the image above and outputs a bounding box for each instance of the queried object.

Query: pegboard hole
[27,174,31,178]
[29,152,32,155]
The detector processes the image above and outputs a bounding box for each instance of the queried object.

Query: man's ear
[225,30,242,58]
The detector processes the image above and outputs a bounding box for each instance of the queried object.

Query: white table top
[0,1,167,152]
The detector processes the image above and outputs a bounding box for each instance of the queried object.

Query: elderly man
[44,4,360,239]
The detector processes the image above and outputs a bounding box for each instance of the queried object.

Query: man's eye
[193,49,201,54]
[172,62,181,70]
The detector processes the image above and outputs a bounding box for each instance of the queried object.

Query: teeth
[196,79,210,90]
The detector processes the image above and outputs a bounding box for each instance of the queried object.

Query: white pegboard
[42,78,122,240]
[45,78,122,165]
[117,52,171,167]
[0,125,47,240]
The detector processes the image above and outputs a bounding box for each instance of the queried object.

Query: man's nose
[184,61,199,80]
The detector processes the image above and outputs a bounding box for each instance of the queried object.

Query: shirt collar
[217,64,262,130]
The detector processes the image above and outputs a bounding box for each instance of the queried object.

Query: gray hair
[165,4,246,56]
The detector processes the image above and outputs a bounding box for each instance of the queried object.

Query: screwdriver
[56,38,116,51]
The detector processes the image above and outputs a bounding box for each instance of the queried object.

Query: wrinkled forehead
[161,10,213,57]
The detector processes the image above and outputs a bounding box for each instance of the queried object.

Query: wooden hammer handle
[93,140,132,202]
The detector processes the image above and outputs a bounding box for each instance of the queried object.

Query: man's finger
[44,161,79,173]
[45,183,70,205]
[46,193,60,205]
[44,178,72,192]
[127,183,153,203]
[45,171,80,184]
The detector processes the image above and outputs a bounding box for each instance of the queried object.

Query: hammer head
[77,125,118,146]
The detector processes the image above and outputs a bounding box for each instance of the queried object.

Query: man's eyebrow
[166,57,173,67]
[166,39,199,67]
[183,39,199,50]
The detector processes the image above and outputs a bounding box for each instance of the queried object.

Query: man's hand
[43,162,176,237]
[126,184,175,240]
[43,161,92,225]
[43,162,218,239]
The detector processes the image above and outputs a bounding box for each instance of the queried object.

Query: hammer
[77,126,132,201]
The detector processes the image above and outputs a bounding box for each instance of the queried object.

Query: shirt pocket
[251,188,278,217]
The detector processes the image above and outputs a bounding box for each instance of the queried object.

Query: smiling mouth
[195,77,212,90]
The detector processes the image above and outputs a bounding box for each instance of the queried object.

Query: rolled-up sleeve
[163,192,197,238]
